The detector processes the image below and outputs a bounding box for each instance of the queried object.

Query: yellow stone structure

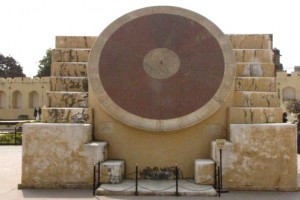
[19,6,298,194]
[0,77,50,120]
[277,67,300,107]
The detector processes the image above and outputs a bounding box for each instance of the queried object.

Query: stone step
[96,179,217,196]
[50,77,88,92]
[41,107,93,123]
[51,62,87,77]
[56,36,97,49]
[236,63,275,77]
[234,49,274,63]
[52,49,90,62]
[235,77,276,92]
[233,91,280,107]
[83,141,108,165]
[228,107,283,124]
[100,160,125,184]
[47,92,88,108]
[194,159,215,185]
[227,34,272,49]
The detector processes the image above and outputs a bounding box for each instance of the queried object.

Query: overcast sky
[1,0,299,77]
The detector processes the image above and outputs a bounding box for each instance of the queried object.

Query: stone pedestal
[194,159,215,185]
[100,160,125,184]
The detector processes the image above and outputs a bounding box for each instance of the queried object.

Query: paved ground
[1,146,300,200]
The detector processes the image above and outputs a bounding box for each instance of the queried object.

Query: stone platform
[96,179,217,196]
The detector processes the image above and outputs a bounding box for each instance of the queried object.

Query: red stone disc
[88,6,236,131]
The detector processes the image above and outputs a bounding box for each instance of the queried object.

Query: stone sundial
[88,6,235,131]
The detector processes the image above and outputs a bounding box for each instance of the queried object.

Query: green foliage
[286,99,300,114]
[36,48,52,77]
[0,133,22,144]
[0,53,25,78]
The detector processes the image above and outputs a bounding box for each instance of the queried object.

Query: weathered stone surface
[47,92,88,108]
[52,49,90,62]
[194,159,215,185]
[212,124,298,190]
[228,107,282,124]
[56,36,97,49]
[41,108,92,123]
[227,34,272,49]
[50,77,88,92]
[83,141,108,165]
[140,166,181,180]
[235,77,276,92]
[21,123,93,188]
[236,63,275,77]
[234,49,273,63]
[233,91,280,107]
[51,62,87,77]
[100,160,125,184]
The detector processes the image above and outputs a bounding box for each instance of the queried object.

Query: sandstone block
[56,36,97,49]
[194,159,215,185]
[51,62,87,77]
[227,34,272,49]
[233,91,280,107]
[229,107,283,124]
[211,140,234,167]
[41,108,93,124]
[83,141,108,165]
[235,77,276,92]
[50,77,88,92]
[234,49,273,63]
[47,92,88,108]
[236,63,275,77]
[52,49,90,62]
[21,123,93,188]
[224,124,297,190]
[100,160,125,184]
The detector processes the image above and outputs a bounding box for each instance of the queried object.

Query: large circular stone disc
[88,6,236,131]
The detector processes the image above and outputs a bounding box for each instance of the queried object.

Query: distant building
[0,77,50,120]
[277,66,300,113]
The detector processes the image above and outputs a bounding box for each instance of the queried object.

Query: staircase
[195,34,298,191]
[20,37,102,188]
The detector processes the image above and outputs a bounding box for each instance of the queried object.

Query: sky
[1,0,299,77]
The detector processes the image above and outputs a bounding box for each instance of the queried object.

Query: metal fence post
[175,164,179,196]
[135,164,138,196]
[93,164,96,196]
[98,161,101,187]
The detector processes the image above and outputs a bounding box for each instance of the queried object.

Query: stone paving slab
[97,179,216,196]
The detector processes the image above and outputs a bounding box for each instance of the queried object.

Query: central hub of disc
[143,48,180,79]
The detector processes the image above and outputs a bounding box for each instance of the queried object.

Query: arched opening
[0,91,7,109]
[282,87,296,101]
[29,91,39,108]
[12,90,22,109]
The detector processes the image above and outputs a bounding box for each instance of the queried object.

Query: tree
[0,53,25,78]
[36,48,52,77]
[286,99,300,114]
